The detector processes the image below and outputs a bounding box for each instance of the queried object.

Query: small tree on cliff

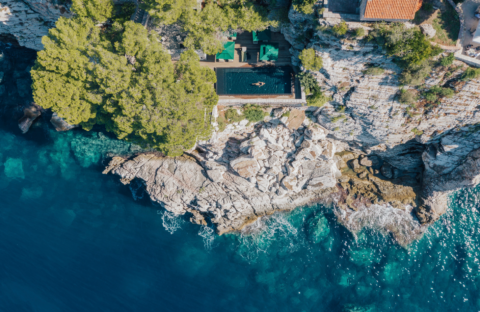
[299,48,323,72]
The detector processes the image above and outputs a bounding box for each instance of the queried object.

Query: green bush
[243,105,266,123]
[354,28,365,38]
[369,23,442,69]
[422,3,434,12]
[423,85,454,102]
[330,115,346,123]
[398,89,417,104]
[332,21,348,37]
[292,0,316,14]
[399,60,432,86]
[298,72,320,94]
[362,66,385,76]
[281,111,291,118]
[299,48,323,71]
[225,108,243,123]
[72,0,114,23]
[307,90,331,107]
[143,0,277,54]
[32,17,218,157]
[461,68,480,81]
[439,53,455,67]
[411,128,424,136]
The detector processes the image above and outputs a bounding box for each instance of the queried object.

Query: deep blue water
[2,44,480,312]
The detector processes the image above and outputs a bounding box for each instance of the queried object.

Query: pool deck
[199,31,293,70]
[198,30,306,105]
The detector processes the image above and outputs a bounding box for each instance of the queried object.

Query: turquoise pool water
[216,66,293,95]
[2,42,480,312]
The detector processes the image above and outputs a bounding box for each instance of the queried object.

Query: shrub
[330,115,346,122]
[354,28,365,38]
[225,108,243,123]
[307,90,331,107]
[411,128,424,136]
[292,0,316,14]
[422,3,434,12]
[332,21,348,37]
[72,0,114,23]
[423,85,454,102]
[439,53,455,67]
[299,48,323,71]
[243,105,266,123]
[461,68,480,81]
[281,111,291,118]
[298,72,320,94]
[362,66,385,76]
[399,60,432,86]
[398,89,417,104]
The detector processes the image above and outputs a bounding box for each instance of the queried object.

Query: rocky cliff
[0,0,70,50]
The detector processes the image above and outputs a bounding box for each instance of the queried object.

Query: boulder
[18,103,41,134]
[230,156,260,178]
[272,107,285,118]
[50,113,77,131]
[207,169,224,182]
[420,24,436,38]
[359,155,380,167]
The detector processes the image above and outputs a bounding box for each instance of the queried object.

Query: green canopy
[216,41,235,60]
[253,29,271,42]
[259,43,279,62]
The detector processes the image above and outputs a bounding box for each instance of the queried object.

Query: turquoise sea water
[2,44,480,312]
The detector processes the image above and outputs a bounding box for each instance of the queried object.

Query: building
[359,0,423,22]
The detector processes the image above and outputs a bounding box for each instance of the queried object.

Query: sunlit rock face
[0,0,71,50]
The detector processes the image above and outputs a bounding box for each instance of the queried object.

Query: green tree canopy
[144,0,275,54]
[32,16,218,156]
[299,48,323,71]
[142,0,194,25]
[292,0,316,15]
[72,0,114,23]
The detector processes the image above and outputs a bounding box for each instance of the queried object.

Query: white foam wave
[198,225,215,250]
[237,213,299,262]
[161,211,183,234]
[335,203,424,245]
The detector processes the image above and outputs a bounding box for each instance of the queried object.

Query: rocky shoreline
[103,109,427,245]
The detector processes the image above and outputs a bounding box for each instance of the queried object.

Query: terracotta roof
[364,0,423,20]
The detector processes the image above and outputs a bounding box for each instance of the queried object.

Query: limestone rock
[230,156,260,178]
[50,113,77,131]
[18,103,41,133]
[420,24,436,38]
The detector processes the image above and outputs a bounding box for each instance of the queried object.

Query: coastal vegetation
[299,48,323,71]
[362,66,385,76]
[143,0,277,54]
[367,23,442,85]
[298,72,331,107]
[31,1,218,156]
[423,85,454,103]
[461,68,480,81]
[292,0,317,15]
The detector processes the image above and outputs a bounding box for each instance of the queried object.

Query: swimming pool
[216,66,294,96]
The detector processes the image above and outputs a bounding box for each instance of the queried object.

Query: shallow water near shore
[1,116,480,312]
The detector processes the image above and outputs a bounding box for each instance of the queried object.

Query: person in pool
[252,82,265,87]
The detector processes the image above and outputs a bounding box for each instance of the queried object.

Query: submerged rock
[50,113,76,132]
[4,158,24,179]
[18,103,41,133]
